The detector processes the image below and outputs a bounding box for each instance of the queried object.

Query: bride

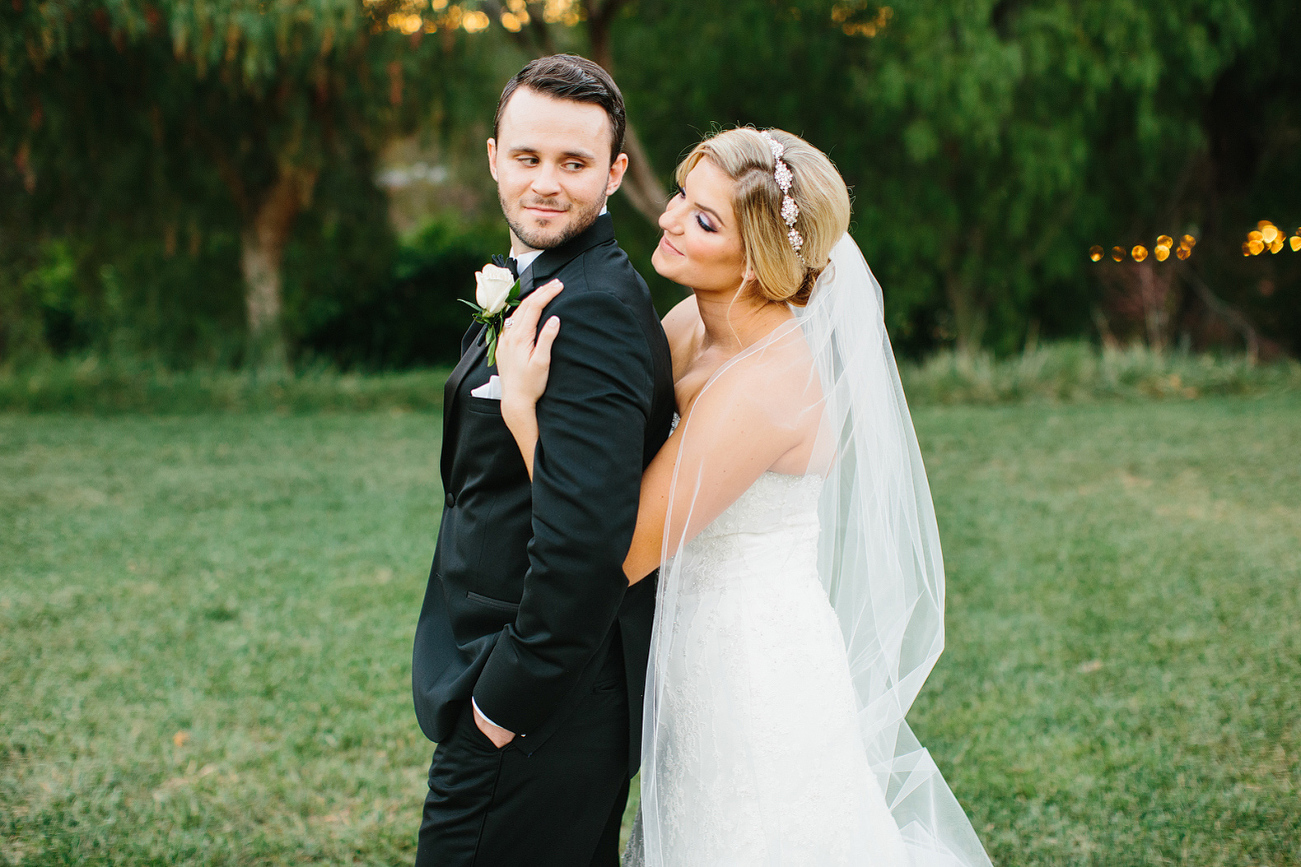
[495,127,991,866]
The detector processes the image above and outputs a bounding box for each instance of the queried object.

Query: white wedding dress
[627,236,991,867]
[629,471,907,866]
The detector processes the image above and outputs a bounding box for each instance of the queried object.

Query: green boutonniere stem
[460,278,521,368]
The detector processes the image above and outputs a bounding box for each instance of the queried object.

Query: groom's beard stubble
[501,191,606,252]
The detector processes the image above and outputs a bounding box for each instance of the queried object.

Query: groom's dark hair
[494,54,627,164]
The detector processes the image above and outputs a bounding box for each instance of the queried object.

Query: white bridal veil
[630,234,992,866]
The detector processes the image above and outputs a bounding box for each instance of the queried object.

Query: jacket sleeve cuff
[470,697,515,735]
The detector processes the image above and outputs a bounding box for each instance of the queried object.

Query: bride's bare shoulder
[661,295,702,377]
[661,295,700,346]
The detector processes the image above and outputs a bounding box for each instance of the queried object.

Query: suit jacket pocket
[464,396,504,415]
[466,590,521,614]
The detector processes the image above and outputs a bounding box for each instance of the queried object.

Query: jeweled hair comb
[759,130,806,265]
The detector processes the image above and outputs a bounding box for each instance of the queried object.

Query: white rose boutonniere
[461,262,521,366]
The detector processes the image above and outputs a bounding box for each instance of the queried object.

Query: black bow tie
[491,254,519,280]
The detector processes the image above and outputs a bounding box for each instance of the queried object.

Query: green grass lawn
[2,395,1299,865]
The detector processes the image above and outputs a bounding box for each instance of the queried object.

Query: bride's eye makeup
[674,182,717,232]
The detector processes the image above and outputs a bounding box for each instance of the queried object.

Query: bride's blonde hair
[675,127,851,307]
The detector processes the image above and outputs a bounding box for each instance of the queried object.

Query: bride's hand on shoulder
[496,280,562,466]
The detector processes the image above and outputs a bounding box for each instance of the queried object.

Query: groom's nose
[529,163,563,197]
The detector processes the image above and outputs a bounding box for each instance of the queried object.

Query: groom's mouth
[523,202,568,220]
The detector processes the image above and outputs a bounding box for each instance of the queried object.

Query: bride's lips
[658,234,683,256]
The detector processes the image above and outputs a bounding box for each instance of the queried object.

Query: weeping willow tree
[0,0,493,369]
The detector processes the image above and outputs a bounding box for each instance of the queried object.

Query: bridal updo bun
[676,127,851,307]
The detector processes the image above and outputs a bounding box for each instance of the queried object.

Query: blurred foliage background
[3,6,1299,863]
[1,0,1297,372]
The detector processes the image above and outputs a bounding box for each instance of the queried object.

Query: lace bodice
[694,471,822,540]
[676,472,823,595]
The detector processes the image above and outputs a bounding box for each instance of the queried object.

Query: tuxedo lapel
[460,320,484,356]
[441,323,487,487]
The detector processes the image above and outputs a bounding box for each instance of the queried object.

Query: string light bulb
[1091,233,1195,263]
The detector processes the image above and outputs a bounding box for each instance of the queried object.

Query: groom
[412,55,675,866]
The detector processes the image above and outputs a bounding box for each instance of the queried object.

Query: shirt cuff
[471,697,507,732]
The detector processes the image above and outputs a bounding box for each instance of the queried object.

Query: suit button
[445,492,456,508]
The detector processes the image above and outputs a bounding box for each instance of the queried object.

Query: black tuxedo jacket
[412,214,675,773]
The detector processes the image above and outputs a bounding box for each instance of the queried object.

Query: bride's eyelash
[674,184,716,232]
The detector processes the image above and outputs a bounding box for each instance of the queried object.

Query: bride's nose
[658,196,682,233]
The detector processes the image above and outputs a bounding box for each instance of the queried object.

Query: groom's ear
[487,138,499,182]
[604,152,629,197]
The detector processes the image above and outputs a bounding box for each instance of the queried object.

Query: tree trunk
[618,123,668,225]
[585,0,667,225]
[239,165,317,372]
[1136,263,1168,353]
[943,229,987,355]
[945,271,987,355]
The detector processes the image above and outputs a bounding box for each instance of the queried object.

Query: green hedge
[3,343,1297,414]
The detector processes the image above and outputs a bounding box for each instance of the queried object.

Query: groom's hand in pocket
[473,702,517,748]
